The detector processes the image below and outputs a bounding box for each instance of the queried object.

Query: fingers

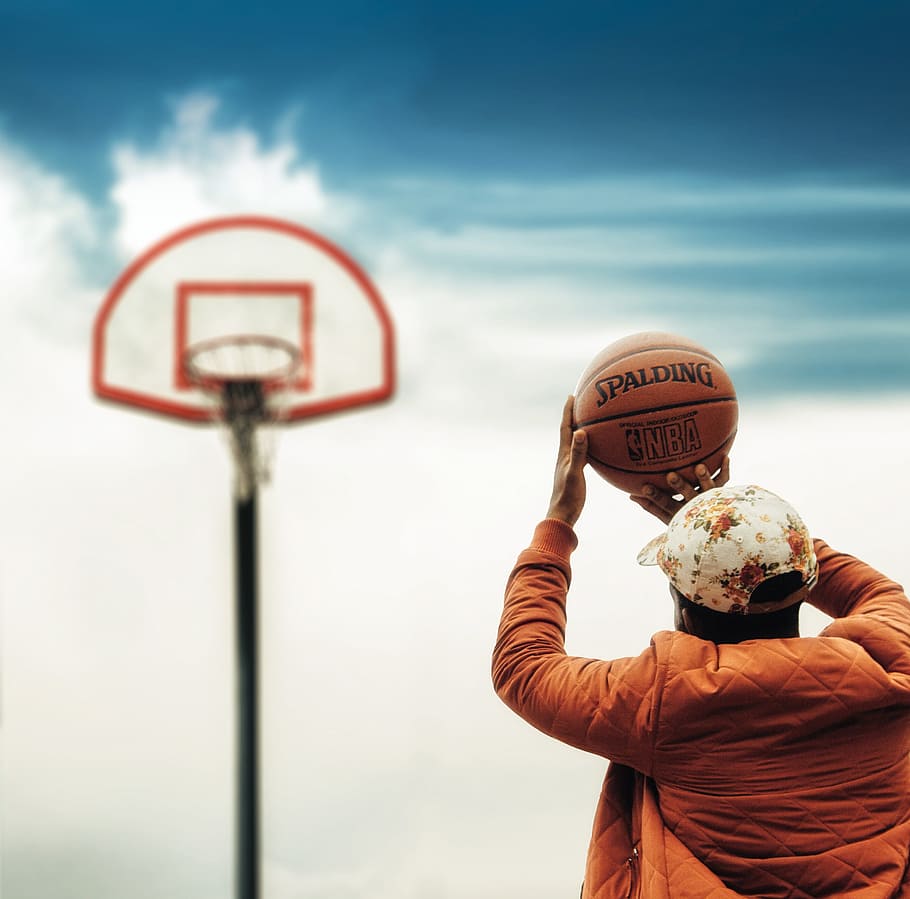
[559,395,575,454]
[689,456,730,491]
[666,470,698,503]
[628,493,674,525]
[631,481,682,525]
[633,455,733,525]
[693,463,715,493]
[667,454,732,496]
[548,399,588,526]
[570,428,588,470]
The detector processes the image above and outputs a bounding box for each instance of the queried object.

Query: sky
[1,2,910,897]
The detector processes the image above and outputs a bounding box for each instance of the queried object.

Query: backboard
[92,216,395,423]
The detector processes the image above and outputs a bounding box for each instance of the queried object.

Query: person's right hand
[629,456,731,525]
[546,396,588,527]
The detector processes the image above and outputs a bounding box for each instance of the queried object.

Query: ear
[671,589,689,634]
[680,606,696,636]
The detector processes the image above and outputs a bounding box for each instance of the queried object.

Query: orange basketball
[573,332,738,495]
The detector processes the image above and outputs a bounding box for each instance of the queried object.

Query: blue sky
[3,0,909,401]
[5,0,910,185]
[2,3,910,898]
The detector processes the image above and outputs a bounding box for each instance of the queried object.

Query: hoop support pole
[235,489,260,899]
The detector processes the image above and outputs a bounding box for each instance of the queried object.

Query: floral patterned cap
[637,485,818,614]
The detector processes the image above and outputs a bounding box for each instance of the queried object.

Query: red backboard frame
[92,216,396,423]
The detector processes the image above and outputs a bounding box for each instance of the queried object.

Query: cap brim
[637,533,665,566]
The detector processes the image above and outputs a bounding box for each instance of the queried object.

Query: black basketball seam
[587,429,739,476]
[575,395,738,428]
[575,344,725,396]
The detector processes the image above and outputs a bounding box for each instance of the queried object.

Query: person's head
[638,485,818,644]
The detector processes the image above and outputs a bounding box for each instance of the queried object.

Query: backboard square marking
[174,281,314,391]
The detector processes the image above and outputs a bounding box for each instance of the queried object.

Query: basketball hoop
[93,218,397,899]
[183,335,301,499]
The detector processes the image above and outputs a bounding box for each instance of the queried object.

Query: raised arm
[809,540,909,620]
[491,398,660,767]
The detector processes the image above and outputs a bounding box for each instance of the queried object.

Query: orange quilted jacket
[493,520,910,898]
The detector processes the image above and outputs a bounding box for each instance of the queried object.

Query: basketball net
[183,336,301,499]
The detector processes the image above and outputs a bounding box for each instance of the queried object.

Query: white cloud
[0,137,99,343]
[109,93,353,259]
[401,222,903,268]
[374,173,910,219]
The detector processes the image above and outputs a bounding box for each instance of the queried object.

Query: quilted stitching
[646,627,910,897]
[494,532,910,897]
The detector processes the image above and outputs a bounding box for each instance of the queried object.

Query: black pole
[235,488,260,899]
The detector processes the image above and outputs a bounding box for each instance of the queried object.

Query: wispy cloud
[364,171,910,403]
[109,93,354,259]
[0,136,98,338]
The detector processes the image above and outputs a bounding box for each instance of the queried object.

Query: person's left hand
[629,456,731,525]
[547,396,588,527]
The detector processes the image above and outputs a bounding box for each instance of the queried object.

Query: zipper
[625,847,639,899]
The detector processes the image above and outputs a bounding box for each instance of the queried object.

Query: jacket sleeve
[491,519,660,771]
[809,539,908,619]
[809,539,910,673]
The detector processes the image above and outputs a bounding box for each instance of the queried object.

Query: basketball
[573,332,738,495]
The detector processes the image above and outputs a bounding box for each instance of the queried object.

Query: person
[492,397,910,898]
